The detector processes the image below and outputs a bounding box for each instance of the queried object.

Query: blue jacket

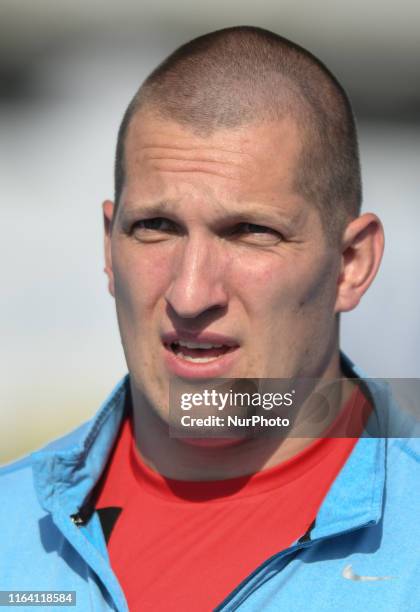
[1,360,419,611]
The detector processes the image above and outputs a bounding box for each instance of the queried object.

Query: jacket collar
[311,435,385,540]
[310,353,387,540]
[32,357,387,537]
[32,376,129,516]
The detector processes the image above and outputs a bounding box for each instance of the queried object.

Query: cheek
[232,252,338,320]
[112,248,171,324]
[296,258,339,314]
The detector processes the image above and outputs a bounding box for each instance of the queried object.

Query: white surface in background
[342,125,420,378]
[1,48,419,464]
[2,0,419,52]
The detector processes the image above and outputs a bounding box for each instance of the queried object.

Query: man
[1,26,419,611]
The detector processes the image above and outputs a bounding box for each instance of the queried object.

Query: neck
[131,351,354,481]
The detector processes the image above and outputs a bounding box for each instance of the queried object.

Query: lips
[161,331,240,377]
[169,340,234,362]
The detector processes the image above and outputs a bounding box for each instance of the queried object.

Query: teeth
[177,341,223,349]
[177,352,219,363]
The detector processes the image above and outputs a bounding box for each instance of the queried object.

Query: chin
[179,437,249,449]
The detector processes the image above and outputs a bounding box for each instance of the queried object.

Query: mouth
[161,333,240,377]
[166,340,236,363]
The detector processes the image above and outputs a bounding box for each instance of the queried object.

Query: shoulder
[382,437,420,531]
[390,437,420,462]
[0,375,129,506]
[387,437,420,477]
[0,420,91,513]
[0,454,36,500]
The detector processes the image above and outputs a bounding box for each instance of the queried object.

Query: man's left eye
[233,223,283,243]
[239,223,272,234]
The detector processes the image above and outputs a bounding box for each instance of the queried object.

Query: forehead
[121,111,307,217]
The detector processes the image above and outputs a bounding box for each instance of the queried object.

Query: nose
[165,234,228,319]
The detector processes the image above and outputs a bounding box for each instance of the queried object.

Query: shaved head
[115,26,361,242]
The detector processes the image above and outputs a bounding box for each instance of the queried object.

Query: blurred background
[1,0,419,465]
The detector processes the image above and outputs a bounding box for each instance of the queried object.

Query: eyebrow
[118,201,174,224]
[118,199,306,230]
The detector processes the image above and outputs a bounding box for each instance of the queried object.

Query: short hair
[114,26,362,243]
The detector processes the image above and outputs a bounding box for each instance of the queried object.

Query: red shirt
[96,387,370,611]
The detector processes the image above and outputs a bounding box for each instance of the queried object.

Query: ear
[335,213,384,313]
[103,200,115,297]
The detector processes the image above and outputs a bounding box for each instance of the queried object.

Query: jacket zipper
[215,519,377,611]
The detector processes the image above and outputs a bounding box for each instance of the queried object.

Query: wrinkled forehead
[122,110,304,196]
[114,111,318,241]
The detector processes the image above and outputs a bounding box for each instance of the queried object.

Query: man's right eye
[129,217,179,242]
[133,217,175,232]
